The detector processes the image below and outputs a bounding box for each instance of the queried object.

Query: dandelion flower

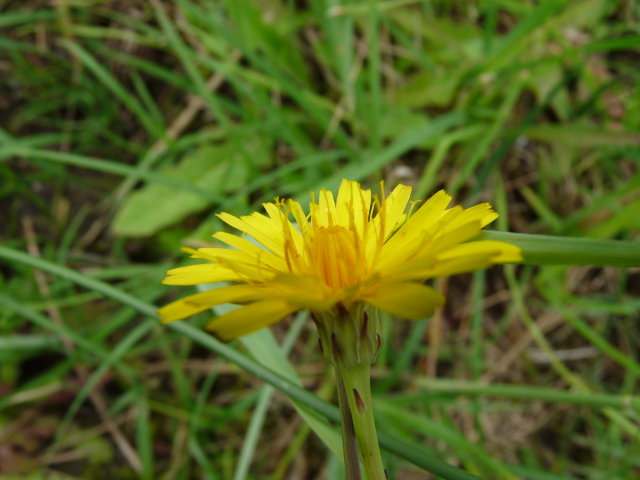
[159,180,522,343]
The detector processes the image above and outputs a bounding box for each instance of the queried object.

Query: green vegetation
[2,1,639,478]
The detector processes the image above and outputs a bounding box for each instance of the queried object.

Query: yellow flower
[159,180,522,341]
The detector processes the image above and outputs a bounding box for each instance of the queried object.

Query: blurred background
[2,1,640,479]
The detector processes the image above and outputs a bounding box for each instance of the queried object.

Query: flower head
[159,180,521,341]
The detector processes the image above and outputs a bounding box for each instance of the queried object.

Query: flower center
[307,226,365,289]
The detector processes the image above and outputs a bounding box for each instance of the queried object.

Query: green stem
[336,369,362,480]
[338,363,385,480]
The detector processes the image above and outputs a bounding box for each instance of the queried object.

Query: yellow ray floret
[159,179,522,341]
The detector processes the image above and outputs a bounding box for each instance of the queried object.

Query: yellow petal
[441,203,498,233]
[378,202,498,271]
[217,212,284,256]
[426,221,484,254]
[197,247,286,271]
[378,219,473,273]
[205,300,297,341]
[158,284,266,323]
[335,180,372,235]
[314,188,338,227]
[403,189,452,232]
[425,256,493,278]
[372,183,412,239]
[425,241,522,277]
[162,264,243,285]
[212,231,272,257]
[364,282,444,319]
[436,240,522,263]
[376,252,436,281]
[262,202,304,253]
[181,247,277,281]
[288,199,310,235]
[378,190,451,257]
[270,273,337,310]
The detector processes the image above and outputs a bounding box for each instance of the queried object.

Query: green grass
[2,0,640,479]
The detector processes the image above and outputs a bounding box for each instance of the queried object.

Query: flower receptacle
[313,302,382,369]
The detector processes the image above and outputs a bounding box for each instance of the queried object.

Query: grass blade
[482,231,640,267]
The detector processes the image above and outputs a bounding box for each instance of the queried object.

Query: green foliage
[2,0,639,478]
[114,136,272,236]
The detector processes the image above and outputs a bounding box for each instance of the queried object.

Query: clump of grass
[1,1,639,479]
